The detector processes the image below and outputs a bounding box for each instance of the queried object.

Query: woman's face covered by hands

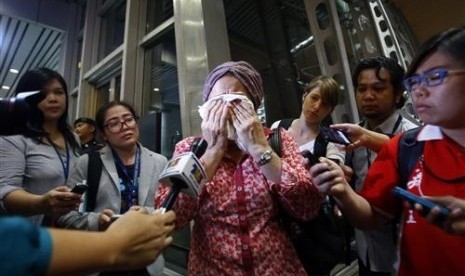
[200,75,256,151]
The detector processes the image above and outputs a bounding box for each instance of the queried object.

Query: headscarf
[202,61,264,109]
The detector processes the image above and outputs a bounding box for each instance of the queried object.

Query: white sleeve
[326,142,346,164]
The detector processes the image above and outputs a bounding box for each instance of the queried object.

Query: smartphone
[392,187,450,217]
[71,183,88,194]
[320,126,351,145]
[301,150,320,166]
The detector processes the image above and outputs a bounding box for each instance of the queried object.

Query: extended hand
[310,158,348,195]
[106,210,176,269]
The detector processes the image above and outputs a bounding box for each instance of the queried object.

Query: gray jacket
[57,144,168,275]
[58,143,167,228]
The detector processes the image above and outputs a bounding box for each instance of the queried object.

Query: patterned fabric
[155,129,322,275]
[360,125,465,275]
[117,163,138,213]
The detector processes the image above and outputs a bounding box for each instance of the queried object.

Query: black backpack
[269,119,348,275]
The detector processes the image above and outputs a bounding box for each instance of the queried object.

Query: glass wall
[143,29,181,158]
[146,0,173,33]
[97,0,126,61]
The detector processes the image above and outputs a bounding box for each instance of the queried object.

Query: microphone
[159,137,208,213]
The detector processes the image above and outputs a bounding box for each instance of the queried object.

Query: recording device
[301,150,320,166]
[158,138,208,213]
[392,187,450,217]
[320,126,351,145]
[0,90,44,136]
[71,181,88,195]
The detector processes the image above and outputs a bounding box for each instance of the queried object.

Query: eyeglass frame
[403,68,465,93]
[104,116,138,133]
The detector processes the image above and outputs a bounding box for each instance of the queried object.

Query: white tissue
[198,94,254,140]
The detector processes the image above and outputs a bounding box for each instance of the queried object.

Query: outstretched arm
[47,210,175,275]
[310,157,388,229]
[331,123,390,152]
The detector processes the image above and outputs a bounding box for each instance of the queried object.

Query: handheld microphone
[159,137,208,213]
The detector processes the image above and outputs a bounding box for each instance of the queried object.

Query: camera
[0,90,44,136]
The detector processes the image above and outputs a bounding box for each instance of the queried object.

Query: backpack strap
[313,133,328,158]
[278,118,293,130]
[397,127,424,188]
[269,118,294,158]
[85,151,103,212]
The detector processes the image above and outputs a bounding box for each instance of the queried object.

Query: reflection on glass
[146,0,173,33]
[143,29,181,159]
[97,0,126,61]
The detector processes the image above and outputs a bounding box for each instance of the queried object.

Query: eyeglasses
[403,68,465,92]
[104,116,137,133]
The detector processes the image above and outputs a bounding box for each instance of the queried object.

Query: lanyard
[112,146,141,187]
[112,146,141,213]
[47,137,70,180]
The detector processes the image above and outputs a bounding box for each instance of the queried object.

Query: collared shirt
[360,125,465,275]
[350,111,418,191]
[347,111,418,272]
[155,129,322,276]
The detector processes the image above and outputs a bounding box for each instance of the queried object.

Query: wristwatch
[257,149,273,166]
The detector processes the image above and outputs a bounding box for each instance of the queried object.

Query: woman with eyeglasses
[309,27,465,275]
[57,101,169,276]
[0,68,82,226]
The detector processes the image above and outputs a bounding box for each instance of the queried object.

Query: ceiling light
[2,86,10,90]
[153,88,160,92]
[9,69,19,74]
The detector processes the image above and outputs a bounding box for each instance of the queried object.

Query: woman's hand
[230,101,268,155]
[310,157,349,196]
[40,186,82,216]
[106,209,176,269]
[200,99,229,156]
[416,195,465,236]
